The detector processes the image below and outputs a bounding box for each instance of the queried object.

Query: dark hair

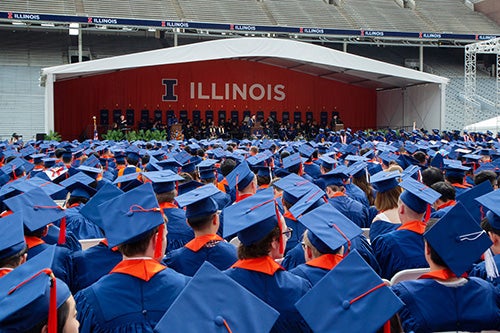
[62,155,72,164]
[126,155,140,166]
[280,151,290,160]
[220,159,236,177]
[67,196,89,206]
[474,170,497,187]
[141,155,150,166]
[26,297,70,333]
[481,217,500,236]
[352,175,375,206]
[326,184,345,193]
[445,173,463,184]
[54,148,66,159]
[117,226,159,257]
[421,167,444,187]
[0,246,27,268]
[424,218,447,268]
[412,151,427,164]
[257,175,271,187]
[430,181,455,202]
[197,149,205,158]
[187,213,215,231]
[237,225,280,259]
[24,225,47,238]
[287,163,301,175]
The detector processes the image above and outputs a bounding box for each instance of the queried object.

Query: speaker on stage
[36,133,46,141]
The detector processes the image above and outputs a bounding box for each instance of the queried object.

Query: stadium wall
[53,59,377,140]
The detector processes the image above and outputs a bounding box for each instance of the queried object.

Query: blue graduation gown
[224,256,312,333]
[281,243,306,270]
[289,254,343,286]
[327,195,370,228]
[164,236,237,276]
[26,241,73,285]
[43,223,82,252]
[75,259,189,333]
[70,241,123,294]
[303,162,321,180]
[64,204,105,240]
[161,205,194,253]
[345,183,370,208]
[284,213,307,255]
[371,221,429,279]
[391,276,500,333]
[469,254,500,287]
[369,220,399,241]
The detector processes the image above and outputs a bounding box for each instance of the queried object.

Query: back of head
[422,166,444,187]
[430,181,456,202]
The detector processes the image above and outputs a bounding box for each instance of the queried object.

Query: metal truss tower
[464,38,500,128]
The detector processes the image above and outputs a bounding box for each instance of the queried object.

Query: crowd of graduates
[0,126,500,332]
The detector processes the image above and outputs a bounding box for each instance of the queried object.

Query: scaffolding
[464,38,500,129]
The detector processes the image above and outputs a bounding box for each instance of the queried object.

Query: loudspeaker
[100,109,109,126]
[36,133,46,141]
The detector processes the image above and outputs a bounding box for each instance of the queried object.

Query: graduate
[164,184,237,276]
[289,204,362,285]
[0,212,27,277]
[391,203,500,333]
[371,177,440,279]
[222,190,312,333]
[75,183,190,332]
[0,246,79,332]
[369,171,402,240]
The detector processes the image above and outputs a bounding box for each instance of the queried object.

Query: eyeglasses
[282,227,293,239]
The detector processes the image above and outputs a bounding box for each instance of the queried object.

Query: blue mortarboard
[181,161,196,173]
[344,155,368,165]
[158,159,183,173]
[253,165,272,178]
[424,202,492,276]
[155,262,279,333]
[222,189,278,245]
[226,160,255,191]
[430,153,444,169]
[1,158,26,178]
[26,177,66,198]
[20,145,36,158]
[282,153,304,170]
[113,171,143,192]
[456,180,493,224]
[0,212,25,260]
[59,171,95,189]
[96,182,163,248]
[0,246,71,332]
[295,250,404,333]
[62,179,96,199]
[370,170,401,193]
[319,156,336,170]
[31,153,46,164]
[274,174,314,204]
[399,177,440,214]
[126,145,141,161]
[298,144,315,159]
[143,170,183,194]
[378,151,398,166]
[298,204,362,253]
[289,186,326,219]
[177,180,204,196]
[197,159,218,180]
[175,151,192,165]
[0,179,37,198]
[175,184,221,219]
[475,189,500,230]
[320,165,350,187]
[4,187,65,232]
[444,163,470,178]
[76,165,102,179]
[42,157,57,169]
[401,165,420,181]
[81,154,101,168]
[79,182,124,230]
[347,161,367,178]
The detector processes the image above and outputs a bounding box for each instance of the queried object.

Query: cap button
[126,211,133,217]
[214,316,224,326]
[342,300,350,309]
[455,236,461,242]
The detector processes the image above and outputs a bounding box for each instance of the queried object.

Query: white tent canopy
[464,115,500,133]
[41,37,449,132]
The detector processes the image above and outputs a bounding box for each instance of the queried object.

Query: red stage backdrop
[54,59,376,140]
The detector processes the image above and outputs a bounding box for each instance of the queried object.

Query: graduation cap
[158,159,183,173]
[76,165,102,179]
[274,174,313,204]
[125,145,141,161]
[113,171,143,192]
[475,189,500,230]
[96,182,164,250]
[319,155,336,170]
[27,177,67,199]
[282,153,304,171]
[295,250,403,333]
[298,144,315,159]
[401,165,420,181]
[42,158,57,169]
[455,180,493,224]
[430,153,444,169]
[174,150,192,165]
[60,171,95,189]
[197,159,218,180]
[0,212,26,261]
[320,165,350,187]
[298,204,362,254]
[370,170,401,193]
[289,186,326,219]
[0,246,72,332]
[424,202,492,276]
[0,178,37,198]
[4,187,65,233]
[155,262,279,333]
[175,184,221,219]
[444,163,470,178]
[31,153,47,164]
[344,155,368,165]
[143,170,184,194]
[79,182,124,230]
[347,161,367,178]
[1,158,26,179]
[225,160,255,192]
[222,189,279,246]
[61,177,96,200]
[399,177,440,214]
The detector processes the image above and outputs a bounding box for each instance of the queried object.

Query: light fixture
[69,23,79,36]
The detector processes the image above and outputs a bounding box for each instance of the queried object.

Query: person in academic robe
[164,184,237,276]
[75,183,190,332]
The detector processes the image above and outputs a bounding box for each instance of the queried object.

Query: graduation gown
[289,254,343,286]
[160,203,194,253]
[469,253,500,287]
[25,239,72,285]
[75,258,189,333]
[372,220,429,279]
[164,234,237,276]
[224,256,312,333]
[391,271,500,333]
[70,240,123,294]
[283,212,307,255]
[303,162,321,180]
[369,219,399,241]
[345,183,370,208]
[64,204,105,240]
[327,195,370,228]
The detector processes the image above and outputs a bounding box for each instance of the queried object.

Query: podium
[171,124,183,140]
[333,124,344,131]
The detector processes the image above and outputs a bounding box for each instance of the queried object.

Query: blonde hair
[374,186,402,211]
